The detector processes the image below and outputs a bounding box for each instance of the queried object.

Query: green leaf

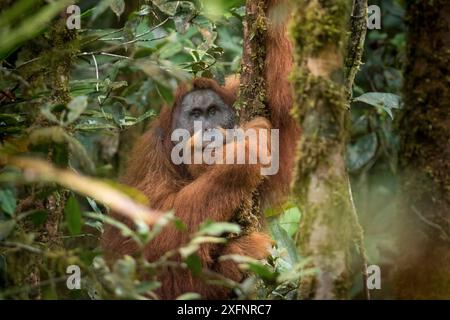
[176,292,201,300]
[197,221,240,236]
[28,210,48,226]
[137,5,151,16]
[179,236,225,257]
[74,122,116,131]
[173,218,187,231]
[219,254,277,282]
[66,96,88,125]
[172,2,198,33]
[84,212,143,247]
[207,46,224,58]
[179,243,199,258]
[159,41,183,59]
[114,109,156,127]
[86,197,102,214]
[110,0,125,18]
[155,83,174,105]
[0,114,25,124]
[347,132,378,172]
[91,0,111,21]
[0,188,16,216]
[135,281,161,294]
[153,1,178,16]
[0,220,16,241]
[269,222,299,265]
[353,92,402,119]
[185,254,202,276]
[276,259,316,283]
[40,103,61,125]
[113,255,136,278]
[246,262,277,282]
[200,0,245,21]
[278,206,301,237]
[64,195,83,235]
[101,179,149,205]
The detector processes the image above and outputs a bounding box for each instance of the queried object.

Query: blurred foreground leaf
[4,157,160,225]
[0,0,73,58]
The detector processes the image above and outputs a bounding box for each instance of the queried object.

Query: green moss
[235,0,268,122]
[16,17,78,105]
[233,0,269,234]
[344,0,367,100]
[399,0,450,229]
[288,0,367,299]
[393,0,450,299]
[48,20,78,104]
[290,0,350,59]
[290,69,348,199]
[2,17,80,298]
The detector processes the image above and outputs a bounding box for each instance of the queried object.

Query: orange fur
[101,0,299,299]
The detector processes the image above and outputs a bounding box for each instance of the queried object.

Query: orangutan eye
[208,106,217,116]
[190,109,202,118]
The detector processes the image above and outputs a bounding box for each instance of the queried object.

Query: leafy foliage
[0,0,312,300]
[0,0,250,299]
[0,0,409,300]
[348,0,406,299]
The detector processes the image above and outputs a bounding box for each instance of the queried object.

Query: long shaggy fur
[101,0,299,299]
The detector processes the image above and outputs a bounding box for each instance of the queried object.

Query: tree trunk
[233,0,269,234]
[236,0,268,122]
[290,0,367,299]
[393,0,450,299]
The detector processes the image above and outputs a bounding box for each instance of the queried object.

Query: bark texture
[290,0,366,299]
[393,0,450,299]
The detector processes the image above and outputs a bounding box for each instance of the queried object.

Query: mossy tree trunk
[236,0,268,122]
[43,17,77,245]
[290,0,367,299]
[6,13,78,298]
[233,0,269,234]
[393,0,450,299]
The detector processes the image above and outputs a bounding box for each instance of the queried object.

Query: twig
[345,0,368,102]
[16,57,41,69]
[347,174,370,300]
[412,205,449,239]
[91,54,99,92]
[1,241,42,254]
[78,51,132,60]
[99,17,170,47]
[122,17,170,45]
[345,0,370,300]
[80,18,169,55]
[80,28,125,47]
[0,66,30,87]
